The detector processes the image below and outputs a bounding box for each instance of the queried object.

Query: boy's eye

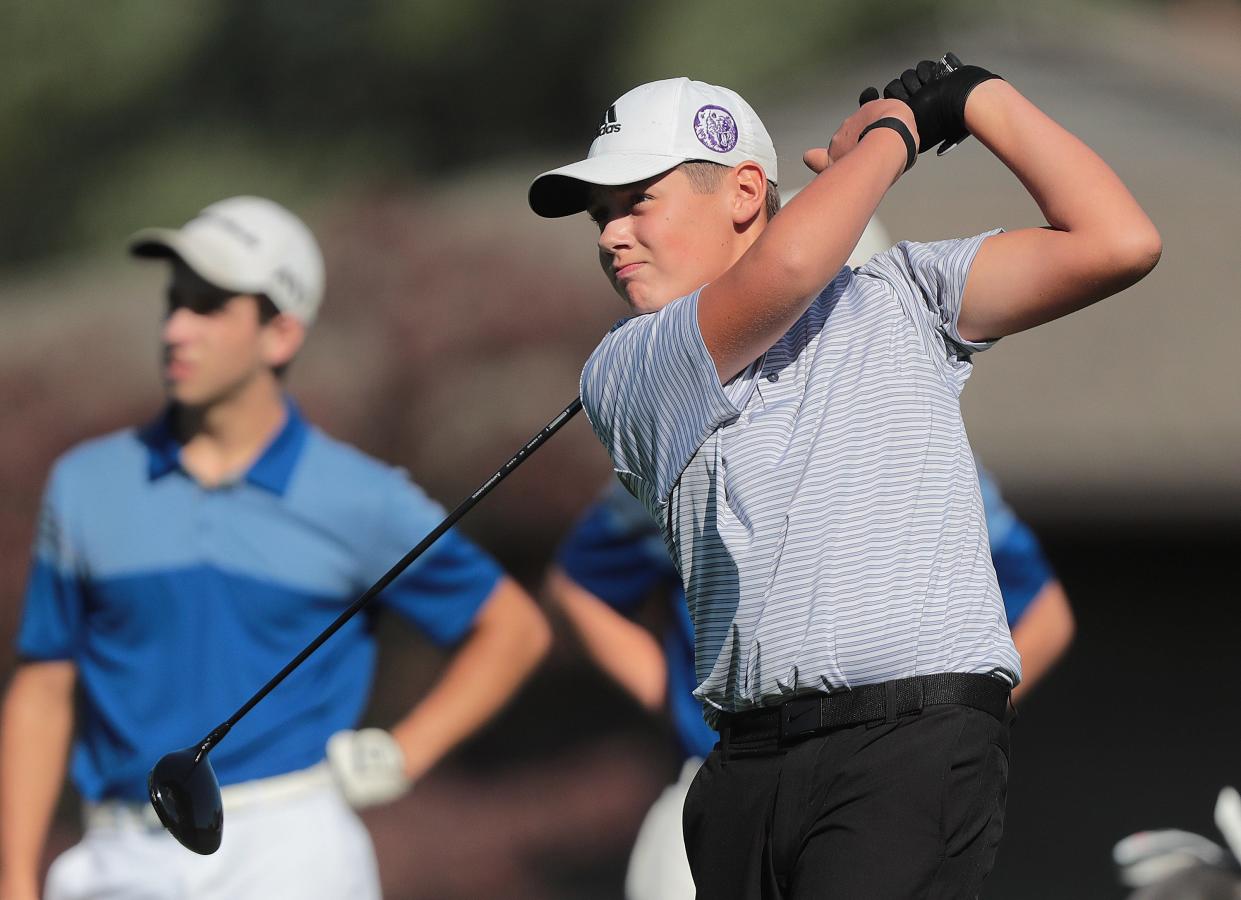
[167,287,230,316]
[586,191,653,229]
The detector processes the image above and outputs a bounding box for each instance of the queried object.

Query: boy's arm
[938,75,1161,341]
[328,576,550,809]
[1010,579,1075,703]
[388,576,551,782]
[697,99,919,382]
[0,661,75,900]
[544,566,668,713]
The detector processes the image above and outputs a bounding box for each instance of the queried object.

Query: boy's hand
[859,53,1001,154]
[326,727,413,808]
[804,98,918,175]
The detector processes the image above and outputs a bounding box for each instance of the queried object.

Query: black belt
[718,673,1010,745]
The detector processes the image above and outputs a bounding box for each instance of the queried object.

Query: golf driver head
[148,746,224,855]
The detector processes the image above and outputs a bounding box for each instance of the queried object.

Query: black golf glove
[858,53,1001,155]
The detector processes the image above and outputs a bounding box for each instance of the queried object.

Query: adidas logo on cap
[597,105,622,137]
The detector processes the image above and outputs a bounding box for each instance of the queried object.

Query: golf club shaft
[197,396,584,755]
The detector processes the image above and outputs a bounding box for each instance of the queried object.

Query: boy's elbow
[513,591,553,666]
[529,607,554,662]
[484,577,553,667]
[767,245,828,302]
[1126,222,1162,279]
[1106,220,1162,288]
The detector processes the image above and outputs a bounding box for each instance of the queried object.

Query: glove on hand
[326,728,412,809]
[858,53,1001,154]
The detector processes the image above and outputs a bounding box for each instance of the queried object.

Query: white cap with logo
[529,77,778,218]
[129,196,325,325]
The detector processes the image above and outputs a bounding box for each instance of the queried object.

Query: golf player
[0,196,551,899]
[529,57,1159,897]
[549,462,1072,899]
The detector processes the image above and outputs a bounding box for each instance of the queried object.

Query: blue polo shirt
[556,467,1053,760]
[17,401,502,802]
[978,465,1055,625]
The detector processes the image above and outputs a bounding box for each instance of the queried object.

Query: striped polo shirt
[556,465,1051,756]
[17,400,501,802]
[581,233,1022,721]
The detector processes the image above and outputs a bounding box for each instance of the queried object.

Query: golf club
[149,396,583,854]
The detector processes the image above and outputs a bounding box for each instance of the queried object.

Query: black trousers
[683,704,1012,899]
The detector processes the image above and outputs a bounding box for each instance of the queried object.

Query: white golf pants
[45,764,380,900]
[624,756,703,900]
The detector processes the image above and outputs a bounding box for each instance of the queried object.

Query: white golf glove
[326,728,412,809]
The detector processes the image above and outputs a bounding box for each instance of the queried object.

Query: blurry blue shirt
[17,400,501,802]
[556,467,1052,760]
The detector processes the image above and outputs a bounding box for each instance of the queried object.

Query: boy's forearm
[965,80,1155,247]
[752,130,902,290]
[952,76,1160,339]
[1010,580,1075,702]
[0,663,75,894]
[390,577,550,781]
[699,102,914,381]
[544,567,667,712]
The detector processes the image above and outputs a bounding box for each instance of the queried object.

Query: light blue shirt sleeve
[580,290,742,507]
[16,459,85,661]
[365,469,502,646]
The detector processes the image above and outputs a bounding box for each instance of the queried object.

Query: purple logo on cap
[693,105,738,153]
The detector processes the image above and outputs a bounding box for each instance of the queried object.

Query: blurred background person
[0,196,550,900]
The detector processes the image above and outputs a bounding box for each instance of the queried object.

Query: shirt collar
[139,411,182,482]
[138,397,310,496]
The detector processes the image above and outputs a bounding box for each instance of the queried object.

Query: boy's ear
[261,313,306,370]
[730,162,767,225]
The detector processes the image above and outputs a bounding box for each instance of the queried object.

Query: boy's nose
[162,306,199,342]
[597,216,631,254]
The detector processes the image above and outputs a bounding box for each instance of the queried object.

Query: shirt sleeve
[555,481,680,613]
[979,467,1055,627]
[861,230,1003,375]
[16,462,86,661]
[367,470,503,647]
[580,290,742,507]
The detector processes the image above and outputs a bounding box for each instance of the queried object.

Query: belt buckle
[779,695,827,741]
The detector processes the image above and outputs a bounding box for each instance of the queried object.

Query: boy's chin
[621,287,677,316]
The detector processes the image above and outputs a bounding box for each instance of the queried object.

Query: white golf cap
[529,77,778,218]
[129,196,325,325]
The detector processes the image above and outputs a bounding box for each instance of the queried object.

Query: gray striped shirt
[581,232,1022,721]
